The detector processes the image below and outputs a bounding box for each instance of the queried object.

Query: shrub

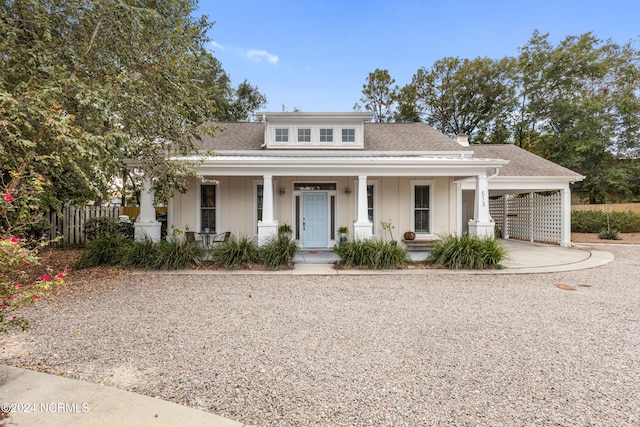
[426,233,507,270]
[84,217,134,241]
[154,239,204,270]
[572,210,640,233]
[210,235,260,269]
[76,235,127,268]
[260,235,299,270]
[119,238,159,269]
[335,238,409,269]
[597,228,621,240]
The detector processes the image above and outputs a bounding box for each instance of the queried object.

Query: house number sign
[481,190,486,207]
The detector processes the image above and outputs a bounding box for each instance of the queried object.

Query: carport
[462,145,585,247]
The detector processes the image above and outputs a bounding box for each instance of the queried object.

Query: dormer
[258,112,372,149]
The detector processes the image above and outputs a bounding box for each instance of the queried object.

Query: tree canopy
[0,0,266,224]
[358,31,640,203]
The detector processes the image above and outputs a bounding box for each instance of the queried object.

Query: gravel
[3,245,640,426]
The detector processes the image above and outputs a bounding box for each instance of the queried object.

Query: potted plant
[278,223,293,240]
[380,219,396,245]
[184,225,195,242]
[338,226,349,243]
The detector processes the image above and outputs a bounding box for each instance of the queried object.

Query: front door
[303,192,328,248]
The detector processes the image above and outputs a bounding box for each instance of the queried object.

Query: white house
[135,112,584,247]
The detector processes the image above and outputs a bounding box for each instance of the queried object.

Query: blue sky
[197,0,640,113]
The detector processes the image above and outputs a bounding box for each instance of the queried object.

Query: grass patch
[76,235,126,268]
[335,239,409,269]
[260,235,299,270]
[154,239,205,269]
[209,235,261,269]
[426,233,507,270]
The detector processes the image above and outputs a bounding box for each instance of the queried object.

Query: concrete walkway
[0,240,615,427]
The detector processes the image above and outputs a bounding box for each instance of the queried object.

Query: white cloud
[209,40,226,50]
[246,49,279,65]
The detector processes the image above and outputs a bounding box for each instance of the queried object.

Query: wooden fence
[49,205,168,246]
[572,203,640,213]
[49,206,120,247]
[119,206,167,219]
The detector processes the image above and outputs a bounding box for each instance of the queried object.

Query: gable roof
[471,144,583,178]
[190,121,583,181]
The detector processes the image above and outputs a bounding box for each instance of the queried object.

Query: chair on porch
[211,231,231,245]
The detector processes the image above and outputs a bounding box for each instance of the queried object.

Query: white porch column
[502,194,510,239]
[468,173,495,238]
[134,176,161,242]
[258,174,278,245]
[353,175,373,240]
[560,186,572,247]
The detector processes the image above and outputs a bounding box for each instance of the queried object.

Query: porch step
[402,239,437,251]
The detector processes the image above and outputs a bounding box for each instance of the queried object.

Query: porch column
[353,175,373,240]
[502,195,510,239]
[468,173,495,238]
[134,176,161,242]
[560,186,572,247]
[258,174,278,245]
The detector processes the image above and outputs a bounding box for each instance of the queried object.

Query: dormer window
[259,112,372,149]
[320,128,333,142]
[342,128,355,142]
[275,128,289,142]
[298,128,311,142]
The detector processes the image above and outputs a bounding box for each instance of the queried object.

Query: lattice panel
[489,192,562,244]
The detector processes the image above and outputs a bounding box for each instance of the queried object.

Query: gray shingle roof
[192,122,583,179]
[194,122,468,152]
[363,123,467,151]
[196,122,265,150]
[471,144,583,178]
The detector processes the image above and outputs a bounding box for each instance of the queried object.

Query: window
[200,185,216,232]
[255,184,263,234]
[367,184,375,224]
[413,184,431,233]
[342,128,355,142]
[320,128,333,142]
[297,128,311,142]
[275,128,288,142]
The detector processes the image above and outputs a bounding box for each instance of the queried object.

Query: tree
[1,0,261,215]
[358,69,398,122]
[408,56,515,142]
[516,31,640,202]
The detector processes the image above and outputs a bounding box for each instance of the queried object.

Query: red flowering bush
[1,167,67,331]
[1,235,67,332]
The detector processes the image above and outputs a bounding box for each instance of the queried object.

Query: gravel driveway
[3,245,640,426]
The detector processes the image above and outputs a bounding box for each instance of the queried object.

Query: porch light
[345,187,352,196]
[279,187,286,196]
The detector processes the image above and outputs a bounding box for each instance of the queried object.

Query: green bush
[154,239,205,270]
[335,239,409,269]
[119,238,159,269]
[209,235,260,269]
[572,210,640,233]
[597,228,621,240]
[84,217,134,240]
[260,235,299,270]
[426,233,508,270]
[76,235,126,268]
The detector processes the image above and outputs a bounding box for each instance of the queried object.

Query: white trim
[411,180,435,238]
